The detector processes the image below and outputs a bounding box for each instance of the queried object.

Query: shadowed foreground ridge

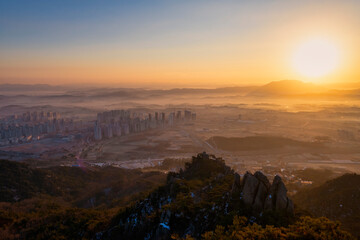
[102,153,299,240]
[293,173,360,239]
[0,154,355,239]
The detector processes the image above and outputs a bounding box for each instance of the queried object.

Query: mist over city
[0,1,359,239]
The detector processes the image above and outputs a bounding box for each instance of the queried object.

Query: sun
[292,38,340,78]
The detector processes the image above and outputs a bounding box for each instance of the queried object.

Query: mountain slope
[207,135,323,152]
[293,173,360,238]
[102,152,294,240]
[0,156,355,240]
[0,159,166,207]
[248,80,322,97]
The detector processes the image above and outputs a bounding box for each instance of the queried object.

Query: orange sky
[0,1,359,87]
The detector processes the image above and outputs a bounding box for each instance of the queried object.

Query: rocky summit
[102,152,294,240]
[233,171,294,215]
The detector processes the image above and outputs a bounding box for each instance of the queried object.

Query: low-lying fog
[1,81,360,177]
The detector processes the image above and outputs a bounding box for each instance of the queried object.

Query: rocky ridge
[233,171,294,215]
[102,152,294,240]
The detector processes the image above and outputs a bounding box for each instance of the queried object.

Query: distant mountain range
[0,83,68,92]
[247,80,322,96]
[1,80,360,99]
[246,80,360,98]
[207,135,324,152]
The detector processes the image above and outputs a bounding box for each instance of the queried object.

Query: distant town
[0,111,85,146]
[0,109,197,146]
[94,109,196,140]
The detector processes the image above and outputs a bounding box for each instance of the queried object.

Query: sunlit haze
[292,38,340,80]
[0,0,359,87]
[1,1,360,239]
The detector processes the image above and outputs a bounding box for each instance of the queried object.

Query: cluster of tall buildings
[94,109,196,141]
[0,109,198,145]
[5,111,61,122]
[0,111,83,145]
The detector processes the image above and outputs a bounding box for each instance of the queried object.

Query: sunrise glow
[0,1,359,86]
[292,38,340,79]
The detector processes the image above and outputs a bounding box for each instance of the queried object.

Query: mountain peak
[103,153,294,239]
[248,80,321,97]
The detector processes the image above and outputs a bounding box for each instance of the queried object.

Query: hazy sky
[0,0,359,87]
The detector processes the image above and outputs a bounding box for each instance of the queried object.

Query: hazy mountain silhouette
[247,80,323,97]
[1,81,360,100]
[0,84,67,92]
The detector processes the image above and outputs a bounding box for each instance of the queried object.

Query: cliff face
[102,153,294,240]
[233,172,294,216]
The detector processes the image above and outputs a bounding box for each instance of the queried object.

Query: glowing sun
[292,38,340,78]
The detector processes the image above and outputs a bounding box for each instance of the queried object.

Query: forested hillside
[293,173,360,238]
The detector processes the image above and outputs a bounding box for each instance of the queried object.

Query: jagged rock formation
[236,171,294,215]
[265,175,294,214]
[102,153,294,240]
